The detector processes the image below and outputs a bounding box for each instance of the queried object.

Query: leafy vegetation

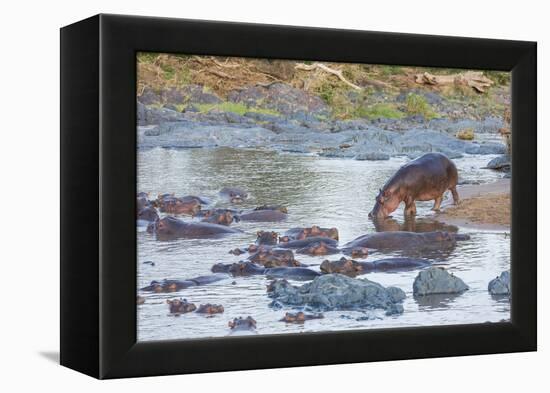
[405,93,439,119]
[354,103,404,120]
[196,102,280,116]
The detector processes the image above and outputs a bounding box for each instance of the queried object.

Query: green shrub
[196,102,280,116]
[405,93,438,119]
[354,103,404,120]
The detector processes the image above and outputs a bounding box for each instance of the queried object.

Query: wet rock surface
[488,271,510,296]
[413,267,469,296]
[267,274,406,315]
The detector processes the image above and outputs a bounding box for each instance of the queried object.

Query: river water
[137,147,510,341]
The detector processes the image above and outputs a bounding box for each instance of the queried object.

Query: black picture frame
[60,13,537,379]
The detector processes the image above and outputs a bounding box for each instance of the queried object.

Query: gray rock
[488,271,510,296]
[267,274,406,314]
[486,155,511,170]
[138,87,162,105]
[466,142,507,155]
[413,267,469,296]
[355,151,390,161]
[228,83,330,117]
[137,103,187,126]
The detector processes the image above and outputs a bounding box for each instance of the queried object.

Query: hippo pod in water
[369,152,460,219]
[211,261,321,280]
[219,187,248,204]
[342,231,469,253]
[320,257,432,275]
[141,274,228,292]
[280,312,324,323]
[147,216,241,239]
[281,226,339,242]
[156,194,206,215]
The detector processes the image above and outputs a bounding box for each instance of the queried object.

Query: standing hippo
[147,216,240,239]
[369,153,459,219]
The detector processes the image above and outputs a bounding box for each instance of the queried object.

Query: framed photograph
[60,14,536,379]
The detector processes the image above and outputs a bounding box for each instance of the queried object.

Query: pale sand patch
[436,179,511,231]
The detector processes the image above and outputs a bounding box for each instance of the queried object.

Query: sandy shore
[436,178,511,231]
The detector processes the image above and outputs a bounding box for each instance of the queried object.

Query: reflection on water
[138,147,510,341]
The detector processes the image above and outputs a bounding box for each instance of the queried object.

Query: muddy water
[137,147,510,341]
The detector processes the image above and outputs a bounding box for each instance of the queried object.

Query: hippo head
[369,188,401,219]
[256,231,279,245]
[227,189,248,204]
[427,231,456,244]
[149,216,181,236]
[167,298,196,314]
[228,316,257,330]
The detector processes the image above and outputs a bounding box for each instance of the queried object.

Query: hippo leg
[432,195,443,211]
[450,186,460,205]
[404,197,417,216]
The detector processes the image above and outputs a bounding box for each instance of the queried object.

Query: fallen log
[295,62,362,90]
[414,71,494,93]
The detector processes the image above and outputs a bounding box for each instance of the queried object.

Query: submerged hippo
[320,257,431,275]
[147,216,240,239]
[296,241,340,256]
[211,262,320,280]
[281,226,339,242]
[137,206,159,224]
[280,312,324,323]
[256,231,279,245]
[228,316,257,333]
[276,236,338,249]
[247,247,301,267]
[369,153,460,219]
[254,205,288,213]
[140,274,228,292]
[157,195,202,215]
[343,231,468,254]
[167,298,197,314]
[196,304,225,314]
[372,216,459,233]
[200,209,235,226]
[237,208,288,222]
[220,187,248,204]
